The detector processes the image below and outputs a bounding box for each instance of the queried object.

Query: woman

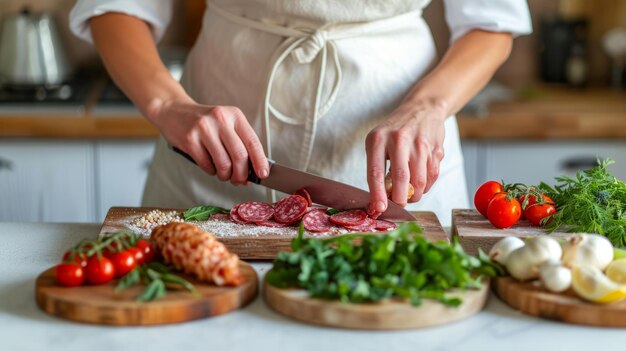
[70,0,531,226]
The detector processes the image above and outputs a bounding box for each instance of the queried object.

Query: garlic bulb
[505,236,562,281]
[561,234,613,271]
[489,237,525,265]
[539,261,572,293]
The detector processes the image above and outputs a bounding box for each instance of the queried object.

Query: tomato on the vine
[136,239,156,263]
[474,181,504,217]
[85,256,115,285]
[522,194,556,226]
[127,247,145,265]
[487,193,522,229]
[108,251,137,278]
[62,251,88,268]
[55,263,85,287]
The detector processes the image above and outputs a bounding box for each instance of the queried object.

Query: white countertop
[1,222,625,351]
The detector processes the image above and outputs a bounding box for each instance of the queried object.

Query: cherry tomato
[522,194,556,226]
[85,256,115,285]
[62,251,88,268]
[487,193,522,229]
[108,251,137,278]
[55,263,85,287]
[136,239,156,263]
[127,247,145,265]
[474,181,504,217]
[103,242,123,258]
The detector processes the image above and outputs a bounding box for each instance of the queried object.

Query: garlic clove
[539,262,572,293]
[562,234,614,271]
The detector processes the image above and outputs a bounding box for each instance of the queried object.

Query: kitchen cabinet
[0,140,95,222]
[95,141,156,222]
[462,141,626,195]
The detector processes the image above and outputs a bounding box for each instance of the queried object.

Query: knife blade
[171,147,416,221]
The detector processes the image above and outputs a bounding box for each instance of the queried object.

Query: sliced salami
[374,219,397,231]
[273,195,308,224]
[294,188,313,206]
[329,209,367,227]
[256,219,289,228]
[344,217,377,232]
[208,213,229,222]
[303,209,332,232]
[229,204,247,225]
[237,201,274,222]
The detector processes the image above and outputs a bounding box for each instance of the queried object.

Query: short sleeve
[443,0,532,43]
[69,0,173,44]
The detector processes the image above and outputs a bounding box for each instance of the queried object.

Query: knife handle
[171,146,267,184]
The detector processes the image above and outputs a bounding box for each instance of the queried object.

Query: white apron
[142,0,469,226]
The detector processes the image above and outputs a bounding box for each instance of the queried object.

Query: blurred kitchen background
[0,0,625,223]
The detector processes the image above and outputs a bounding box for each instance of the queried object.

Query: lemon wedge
[571,265,626,304]
[606,258,626,284]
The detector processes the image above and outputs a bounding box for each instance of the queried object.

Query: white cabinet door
[95,141,156,222]
[0,141,95,222]
[483,141,626,186]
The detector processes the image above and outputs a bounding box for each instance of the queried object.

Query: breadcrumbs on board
[120,212,348,239]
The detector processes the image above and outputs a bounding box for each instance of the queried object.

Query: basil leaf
[183,205,229,221]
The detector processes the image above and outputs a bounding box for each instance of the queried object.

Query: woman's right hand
[146,98,269,185]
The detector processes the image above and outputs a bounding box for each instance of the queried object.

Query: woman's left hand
[365,99,448,218]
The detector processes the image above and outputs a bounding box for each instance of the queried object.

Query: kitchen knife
[171,147,416,221]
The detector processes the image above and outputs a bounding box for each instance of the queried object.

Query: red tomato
[85,256,115,285]
[62,251,88,268]
[474,181,504,217]
[108,251,137,278]
[136,239,156,263]
[103,242,123,258]
[487,193,522,229]
[127,247,145,265]
[523,194,556,226]
[55,263,85,287]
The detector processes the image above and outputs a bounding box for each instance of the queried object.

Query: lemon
[571,265,626,304]
[606,258,626,284]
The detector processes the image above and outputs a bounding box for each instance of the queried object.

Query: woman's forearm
[403,30,513,115]
[89,13,192,122]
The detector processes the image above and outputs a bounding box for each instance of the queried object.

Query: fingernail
[259,169,268,178]
[375,201,386,212]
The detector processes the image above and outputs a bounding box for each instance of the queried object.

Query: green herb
[183,205,229,221]
[540,159,626,247]
[266,222,499,307]
[115,262,199,302]
[325,208,343,215]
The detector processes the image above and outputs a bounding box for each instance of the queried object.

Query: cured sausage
[303,209,332,232]
[237,202,274,223]
[273,195,308,224]
[329,209,367,227]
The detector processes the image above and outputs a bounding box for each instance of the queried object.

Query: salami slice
[208,213,229,222]
[303,209,332,232]
[273,195,308,224]
[344,217,377,232]
[229,204,247,225]
[329,209,367,227]
[237,201,274,222]
[294,188,313,206]
[256,219,289,228]
[374,219,397,231]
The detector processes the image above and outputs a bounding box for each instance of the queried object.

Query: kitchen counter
[1,223,625,351]
[0,86,625,140]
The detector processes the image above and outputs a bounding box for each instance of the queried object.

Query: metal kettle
[0,7,72,87]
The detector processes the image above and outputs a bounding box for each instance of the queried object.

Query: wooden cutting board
[263,276,489,330]
[452,209,573,255]
[35,262,258,326]
[493,277,626,327]
[100,207,448,260]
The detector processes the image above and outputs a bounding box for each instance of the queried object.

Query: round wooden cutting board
[493,277,626,327]
[36,262,258,326]
[263,277,489,330]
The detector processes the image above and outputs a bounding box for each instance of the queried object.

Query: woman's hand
[365,99,448,217]
[147,98,269,185]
